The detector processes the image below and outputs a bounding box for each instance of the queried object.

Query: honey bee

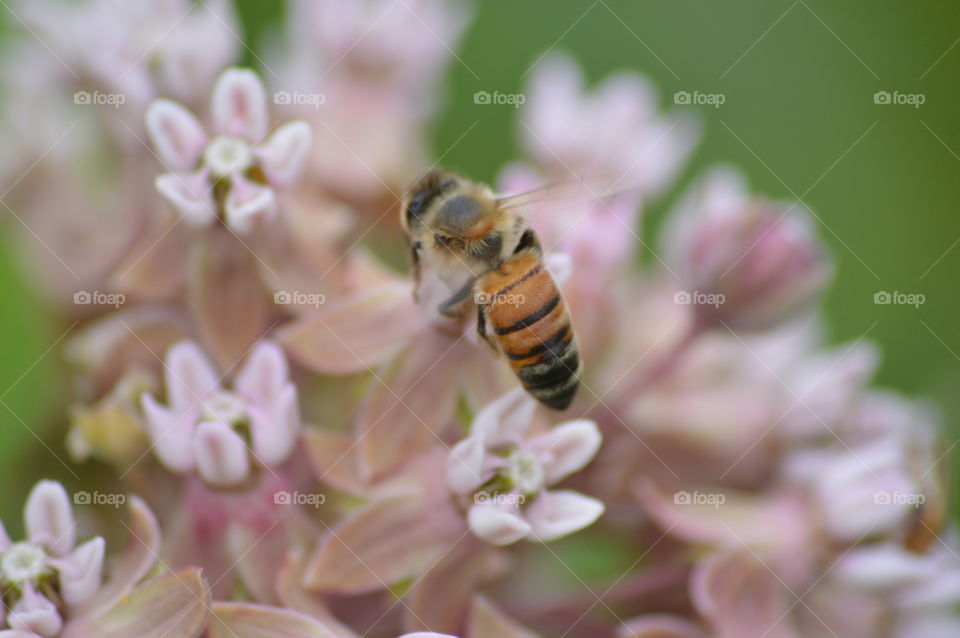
[401,169,582,410]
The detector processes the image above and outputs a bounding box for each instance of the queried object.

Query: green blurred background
[2,0,959,521]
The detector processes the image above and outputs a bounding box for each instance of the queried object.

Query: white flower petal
[53,536,105,607]
[529,419,602,485]
[234,341,289,405]
[8,589,62,637]
[255,120,312,188]
[154,171,216,227]
[212,68,268,140]
[193,421,251,487]
[248,383,300,468]
[472,387,535,444]
[24,481,74,556]
[224,174,276,234]
[165,340,221,414]
[524,490,604,542]
[446,434,489,494]
[145,99,207,170]
[467,502,531,546]
[141,393,196,474]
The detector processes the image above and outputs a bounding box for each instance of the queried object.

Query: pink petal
[276,282,420,375]
[527,419,602,486]
[53,536,105,607]
[145,99,207,170]
[140,393,196,474]
[303,494,465,594]
[193,421,251,486]
[78,497,161,617]
[472,387,535,445]
[24,480,75,556]
[155,171,217,227]
[8,588,62,637]
[523,490,604,542]
[400,634,458,638]
[446,434,489,494]
[207,602,352,638]
[62,568,210,638]
[248,383,300,467]
[212,68,268,140]
[234,341,289,405]
[301,429,369,497]
[691,550,798,638]
[187,233,270,371]
[404,541,499,636]
[0,520,11,551]
[467,502,531,546]
[617,615,707,638]
[354,330,461,480]
[467,595,541,638]
[255,120,312,188]
[165,340,221,414]
[223,174,276,234]
[0,630,41,637]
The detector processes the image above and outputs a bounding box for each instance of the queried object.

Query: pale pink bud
[145,99,208,171]
[683,200,831,331]
[224,174,276,234]
[527,419,602,485]
[523,490,605,542]
[24,481,74,557]
[467,502,532,546]
[212,68,268,140]
[140,393,196,475]
[193,420,251,487]
[154,170,217,227]
[7,586,62,637]
[255,121,313,188]
[446,434,489,494]
[51,536,105,607]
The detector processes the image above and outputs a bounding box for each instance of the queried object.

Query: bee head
[435,193,491,239]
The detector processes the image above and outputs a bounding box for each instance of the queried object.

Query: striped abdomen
[478,252,581,410]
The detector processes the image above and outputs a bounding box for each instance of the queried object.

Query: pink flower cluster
[0,2,954,638]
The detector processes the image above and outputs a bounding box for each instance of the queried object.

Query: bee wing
[495,174,639,218]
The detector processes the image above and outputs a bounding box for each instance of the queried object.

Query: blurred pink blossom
[146,68,312,233]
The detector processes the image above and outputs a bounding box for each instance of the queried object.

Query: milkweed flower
[140,339,300,487]
[447,388,604,546]
[145,68,312,233]
[0,480,209,638]
[664,168,832,332]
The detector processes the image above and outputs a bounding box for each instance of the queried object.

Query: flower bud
[679,183,831,331]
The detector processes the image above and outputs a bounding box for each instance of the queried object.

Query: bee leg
[476,303,498,353]
[437,279,475,318]
[410,241,422,302]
